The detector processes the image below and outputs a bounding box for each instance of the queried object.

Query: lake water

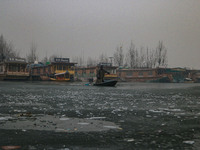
[0,81,200,149]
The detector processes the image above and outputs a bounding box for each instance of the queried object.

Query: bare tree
[49,54,59,62]
[72,56,85,67]
[155,41,167,67]
[27,43,38,63]
[139,46,146,68]
[147,48,154,68]
[135,48,139,68]
[99,53,109,63]
[146,47,150,68]
[0,34,19,61]
[113,45,124,67]
[126,42,136,68]
[124,40,168,69]
[87,56,97,67]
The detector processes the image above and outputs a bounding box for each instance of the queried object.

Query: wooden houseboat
[30,58,76,81]
[0,57,29,80]
[117,68,171,82]
[29,62,50,81]
[117,67,195,83]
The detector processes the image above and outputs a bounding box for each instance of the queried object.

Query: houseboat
[29,62,50,81]
[117,68,171,82]
[0,57,29,80]
[30,58,76,81]
[117,67,195,83]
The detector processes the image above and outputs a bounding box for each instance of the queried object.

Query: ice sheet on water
[0,114,121,132]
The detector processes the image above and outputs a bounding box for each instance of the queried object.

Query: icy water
[1,81,200,150]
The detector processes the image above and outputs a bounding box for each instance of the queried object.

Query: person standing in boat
[96,65,110,83]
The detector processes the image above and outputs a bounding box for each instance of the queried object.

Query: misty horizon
[0,0,200,69]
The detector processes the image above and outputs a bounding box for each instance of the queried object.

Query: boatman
[96,65,110,83]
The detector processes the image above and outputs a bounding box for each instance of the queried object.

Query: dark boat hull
[94,80,117,86]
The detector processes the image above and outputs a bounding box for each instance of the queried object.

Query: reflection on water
[0,81,200,149]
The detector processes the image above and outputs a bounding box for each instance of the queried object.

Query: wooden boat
[93,80,118,86]
[50,71,70,81]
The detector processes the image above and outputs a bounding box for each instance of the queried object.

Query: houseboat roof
[4,61,27,64]
[51,62,77,66]
[76,65,118,70]
[118,68,157,72]
[1,57,27,64]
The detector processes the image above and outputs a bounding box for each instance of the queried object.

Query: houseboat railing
[6,71,29,76]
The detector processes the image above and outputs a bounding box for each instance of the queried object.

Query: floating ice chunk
[89,117,106,120]
[149,110,163,113]
[55,128,65,132]
[103,126,118,129]
[77,122,89,125]
[183,141,195,145]
[125,138,134,142]
[0,116,12,121]
[0,117,7,121]
[170,109,182,112]
[14,110,22,112]
[146,115,152,118]
[60,118,70,121]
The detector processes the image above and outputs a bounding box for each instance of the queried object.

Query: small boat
[93,80,118,86]
[50,71,70,81]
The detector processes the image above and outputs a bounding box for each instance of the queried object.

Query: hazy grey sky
[0,0,200,68]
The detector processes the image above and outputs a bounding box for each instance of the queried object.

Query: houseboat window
[109,70,112,74]
[37,68,40,74]
[18,65,20,72]
[21,67,25,72]
[148,71,153,76]
[0,66,3,72]
[90,70,95,77]
[126,71,133,77]
[63,66,66,70]
[90,70,94,74]
[139,72,143,76]
[65,73,69,78]
[58,65,62,70]
[9,65,18,72]
[82,70,86,77]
